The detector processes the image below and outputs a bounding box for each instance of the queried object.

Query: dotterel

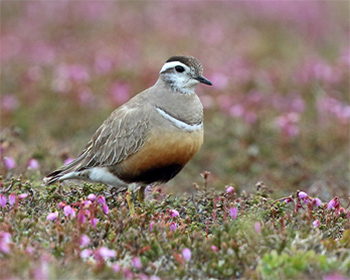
[44,55,212,203]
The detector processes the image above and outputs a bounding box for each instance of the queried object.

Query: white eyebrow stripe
[160,61,189,73]
[155,107,202,132]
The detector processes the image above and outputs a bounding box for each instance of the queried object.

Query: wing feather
[80,106,151,168]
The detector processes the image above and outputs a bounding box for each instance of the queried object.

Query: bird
[44,55,212,213]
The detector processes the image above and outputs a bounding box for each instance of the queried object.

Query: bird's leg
[138,185,146,204]
[127,183,138,215]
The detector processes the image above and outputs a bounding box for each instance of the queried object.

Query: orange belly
[111,128,203,184]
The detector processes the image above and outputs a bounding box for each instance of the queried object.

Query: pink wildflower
[97,195,106,204]
[0,194,6,208]
[77,210,86,224]
[169,222,177,231]
[182,248,191,262]
[312,198,322,207]
[284,197,293,204]
[18,193,28,199]
[27,158,39,169]
[230,207,238,220]
[87,193,96,201]
[298,191,308,200]
[9,193,16,205]
[132,256,142,269]
[313,219,320,228]
[58,201,66,209]
[112,264,120,272]
[149,221,154,231]
[254,222,261,234]
[64,205,76,218]
[102,203,109,215]
[4,157,16,170]
[64,158,74,165]
[327,197,340,210]
[84,200,92,207]
[0,231,11,253]
[1,94,19,112]
[80,234,90,247]
[275,113,300,137]
[98,247,116,258]
[110,82,130,105]
[169,209,179,217]
[211,245,218,251]
[80,249,92,258]
[46,212,58,221]
[91,217,98,228]
[225,186,235,194]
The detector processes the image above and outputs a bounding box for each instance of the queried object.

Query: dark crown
[166,55,203,75]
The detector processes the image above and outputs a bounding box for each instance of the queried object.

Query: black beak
[195,75,212,86]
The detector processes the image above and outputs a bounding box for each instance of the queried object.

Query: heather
[1,2,349,279]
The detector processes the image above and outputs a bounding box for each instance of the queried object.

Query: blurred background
[1,2,349,200]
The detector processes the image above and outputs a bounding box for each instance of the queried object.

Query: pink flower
[80,234,90,247]
[0,194,7,208]
[312,198,322,207]
[46,212,58,221]
[58,201,66,209]
[84,200,92,207]
[9,193,16,205]
[26,246,34,255]
[67,64,90,82]
[91,217,98,229]
[0,231,11,253]
[112,264,120,272]
[87,193,96,201]
[244,111,257,124]
[64,158,74,165]
[27,158,39,169]
[18,193,28,199]
[102,203,109,215]
[182,248,191,262]
[211,245,218,251]
[323,272,348,280]
[284,197,293,204]
[298,191,308,200]
[254,222,261,234]
[64,205,76,218]
[94,54,113,74]
[149,221,154,231]
[4,157,16,170]
[210,73,228,90]
[225,186,235,194]
[98,247,116,258]
[327,197,340,210]
[97,195,106,204]
[110,82,130,105]
[80,249,92,258]
[230,207,238,220]
[169,209,179,217]
[78,87,94,105]
[132,256,142,269]
[1,94,19,112]
[169,222,177,232]
[77,210,86,224]
[313,219,320,228]
[229,104,244,117]
[275,113,300,138]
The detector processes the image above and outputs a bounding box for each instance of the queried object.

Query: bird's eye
[175,66,185,73]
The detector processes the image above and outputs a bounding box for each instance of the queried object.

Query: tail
[43,148,90,185]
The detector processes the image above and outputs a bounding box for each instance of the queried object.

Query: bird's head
[159,55,212,94]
